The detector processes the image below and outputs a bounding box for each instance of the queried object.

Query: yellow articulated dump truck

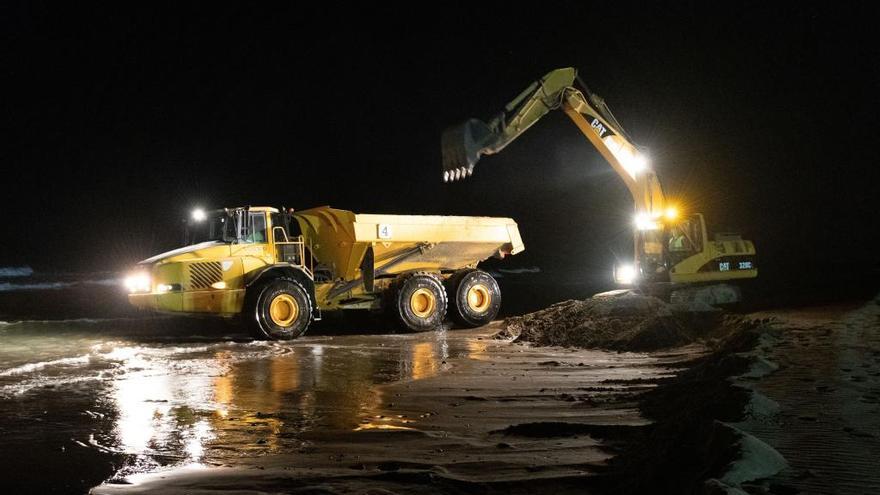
[125,206,524,340]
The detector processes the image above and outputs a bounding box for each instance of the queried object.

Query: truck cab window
[187,212,235,245]
[245,212,267,243]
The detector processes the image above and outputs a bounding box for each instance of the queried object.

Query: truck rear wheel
[248,278,312,340]
[392,273,447,332]
[446,269,501,328]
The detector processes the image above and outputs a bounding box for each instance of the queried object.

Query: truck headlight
[124,271,151,293]
[614,263,637,285]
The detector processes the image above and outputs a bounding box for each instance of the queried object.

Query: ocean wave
[497,267,541,274]
[0,266,34,278]
[0,355,91,376]
[0,278,121,292]
[0,317,133,328]
[82,278,122,286]
[0,374,104,398]
[0,281,76,291]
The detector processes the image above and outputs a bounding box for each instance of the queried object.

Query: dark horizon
[4,4,878,294]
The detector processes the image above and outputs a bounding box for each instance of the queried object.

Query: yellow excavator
[442,67,756,304]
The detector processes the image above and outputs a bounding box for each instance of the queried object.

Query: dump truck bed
[293,206,524,282]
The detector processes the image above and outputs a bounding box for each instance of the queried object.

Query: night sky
[4,4,878,293]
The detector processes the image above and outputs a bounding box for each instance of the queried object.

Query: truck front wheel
[248,278,312,340]
[446,269,501,328]
[392,273,447,332]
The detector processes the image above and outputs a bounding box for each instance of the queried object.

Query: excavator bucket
[441,118,493,182]
[441,68,579,183]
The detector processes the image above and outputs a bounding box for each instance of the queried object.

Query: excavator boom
[442,67,666,215]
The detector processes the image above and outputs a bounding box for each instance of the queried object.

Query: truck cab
[127,207,317,336]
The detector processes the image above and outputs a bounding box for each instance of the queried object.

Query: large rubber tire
[391,273,447,332]
[446,269,501,328]
[246,278,312,340]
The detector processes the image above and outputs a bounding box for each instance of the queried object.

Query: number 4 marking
[378,224,392,239]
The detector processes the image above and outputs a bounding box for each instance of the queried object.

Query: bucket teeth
[440,153,476,182]
[440,118,493,183]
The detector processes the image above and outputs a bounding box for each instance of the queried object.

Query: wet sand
[0,314,701,494]
[3,277,878,494]
[733,300,880,493]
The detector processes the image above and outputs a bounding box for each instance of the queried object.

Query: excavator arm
[442,67,757,296]
[441,67,667,218]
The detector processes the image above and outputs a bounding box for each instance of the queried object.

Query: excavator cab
[665,214,705,262]
[634,213,711,284]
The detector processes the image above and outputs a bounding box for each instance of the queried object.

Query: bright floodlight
[191,208,207,222]
[665,206,678,221]
[616,149,650,178]
[614,263,637,285]
[634,212,659,231]
[124,271,151,293]
[630,153,648,173]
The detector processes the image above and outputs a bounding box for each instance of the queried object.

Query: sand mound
[499,291,723,351]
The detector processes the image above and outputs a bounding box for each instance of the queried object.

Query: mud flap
[360,246,374,292]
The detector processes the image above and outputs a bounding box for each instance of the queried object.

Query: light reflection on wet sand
[90,327,457,479]
[0,317,465,491]
[1,320,678,493]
